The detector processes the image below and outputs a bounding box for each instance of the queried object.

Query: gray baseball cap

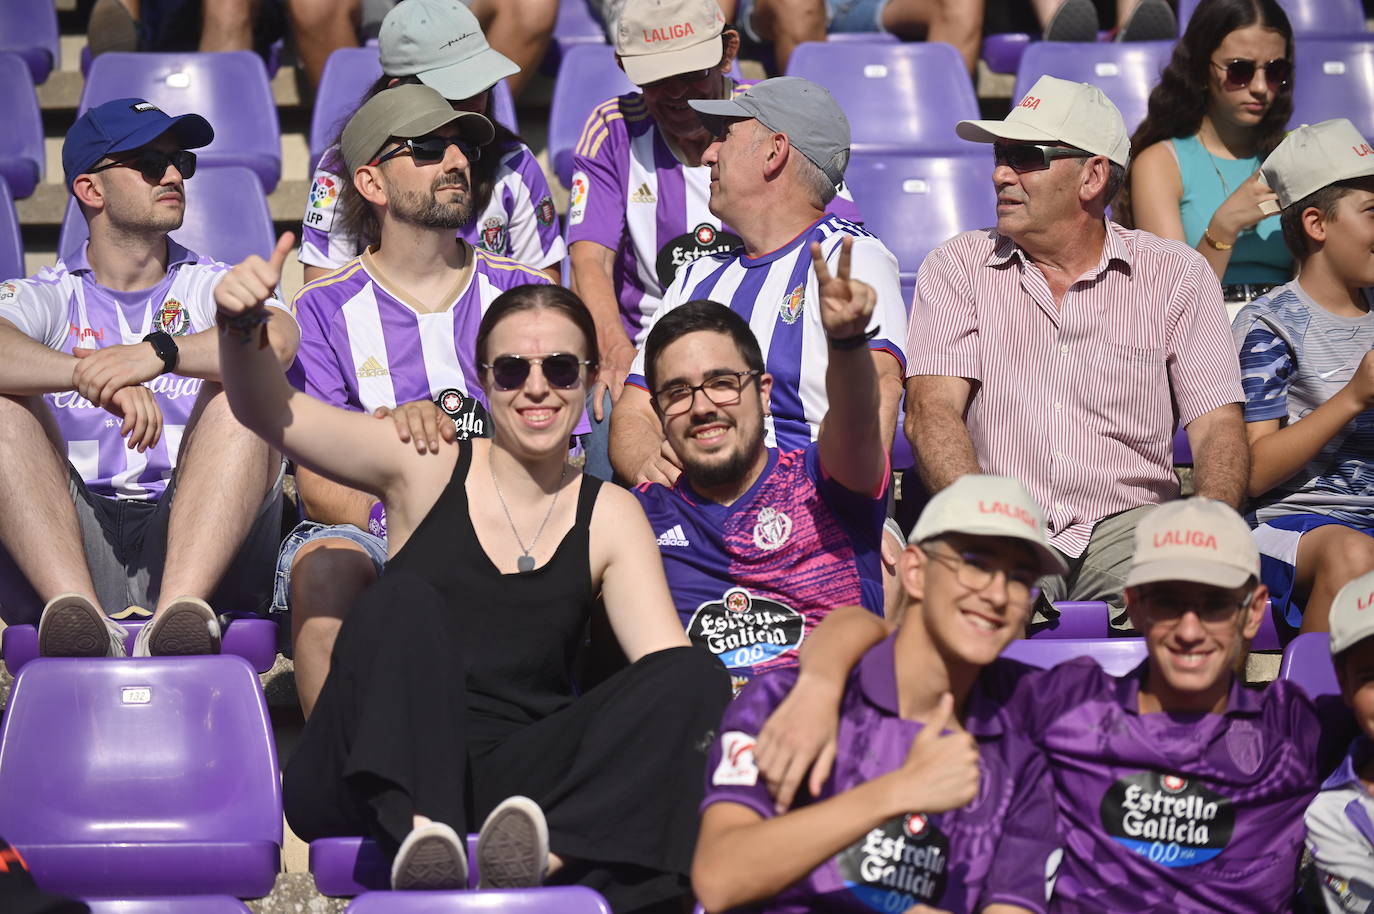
[379,0,519,101]
[341,83,494,174]
[689,76,851,187]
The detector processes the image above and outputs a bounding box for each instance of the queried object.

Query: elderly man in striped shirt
[905,76,1249,632]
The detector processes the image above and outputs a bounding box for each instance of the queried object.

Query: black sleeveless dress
[283,442,731,913]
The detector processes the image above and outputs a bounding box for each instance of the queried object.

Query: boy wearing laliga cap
[692,475,1064,914]
[0,97,299,657]
[1304,567,1374,913]
[1231,118,1374,638]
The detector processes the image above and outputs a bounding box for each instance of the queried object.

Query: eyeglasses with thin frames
[920,543,1042,606]
[652,370,762,416]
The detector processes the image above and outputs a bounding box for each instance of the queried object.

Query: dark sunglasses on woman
[1211,57,1291,90]
[481,353,594,390]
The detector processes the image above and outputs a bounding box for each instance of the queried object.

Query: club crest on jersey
[687,588,804,675]
[568,171,590,226]
[753,506,793,550]
[779,283,805,325]
[1100,771,1235,867]
[536,196,556,227]
[480,217,508,254]
[838,812,950,910]
[157,299,189,335]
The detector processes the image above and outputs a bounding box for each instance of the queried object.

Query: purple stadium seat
[1033,601,1111,639]
[1253,600,1282,652]
[345,887,613,913]
[0,617,279,676]
[1179,0,1365,35]
[0,656,281,897]
[85,898,253,913]
[58,165,275,265]
[982,32,1034,75]
[1279,630,1339,699]
[311,835,480,895]
[784,42,979,154]
[545,0,608,73]
[843,152,995,286]
[1001,637,1148,675]
[0,0,59,83]
[309,47,519,164]
[1013,41,1174,133]
[0,178,24,281]
[1172,426,1192,465]
[79,52,282,191]
[1291,39,1374,141]
[827,33,900,43]
[0,53,44,199]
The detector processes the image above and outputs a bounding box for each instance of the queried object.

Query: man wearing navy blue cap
[0,98,300,657]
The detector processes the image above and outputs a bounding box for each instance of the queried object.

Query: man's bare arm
[905,374,979,493]
[1187,402,1248,508]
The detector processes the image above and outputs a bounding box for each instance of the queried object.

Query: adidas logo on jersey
[356,356,389,379]
[656,524,690,547]
[630,182,656,204]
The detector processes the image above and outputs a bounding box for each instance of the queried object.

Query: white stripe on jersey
[625,129,663,306]
[417,311,463,399]
[110,443,149,500]
[342,284,398,408]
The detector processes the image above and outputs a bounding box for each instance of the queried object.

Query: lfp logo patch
[1100,771,1235,867]
[305,176,338,230]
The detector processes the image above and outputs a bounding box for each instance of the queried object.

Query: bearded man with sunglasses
[631,241,889,694]
[907,75,1249,633]
[0,97,300,656]
[281,83,552,717]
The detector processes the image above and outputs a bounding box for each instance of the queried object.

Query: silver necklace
[489,455,568,573]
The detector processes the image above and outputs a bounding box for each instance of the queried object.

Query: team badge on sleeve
[480,217,508,254]
[536,196,556,227]
[712,731,759,786]
[568,172,589,226]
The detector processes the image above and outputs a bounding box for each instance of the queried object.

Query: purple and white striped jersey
[567,84,862,346]
[627,215,906,453]
[299,142,565,273]
[288,245,551,416]
[0,241,291,501]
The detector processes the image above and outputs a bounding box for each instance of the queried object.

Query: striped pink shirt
[906,222,1243,557]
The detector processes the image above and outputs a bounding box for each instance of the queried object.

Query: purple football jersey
[566,84,863,347]
[1011,658,1322,912]
[702,636,1059,914]
[633,444,886,693]
[288,246,552,424]
[0,241,289,500]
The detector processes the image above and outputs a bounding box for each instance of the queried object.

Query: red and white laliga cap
[910,475,1067,576]
[1124,498,1259,590]
[956,75,1130,168]
[1329,568,1374,655]
[615,0,727,86]
[1261,118,1374,210]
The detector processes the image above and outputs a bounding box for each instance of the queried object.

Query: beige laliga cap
[1260,118,1374,210]
[615,0,726,87]
[341,83,494,175]
[1328,568,1374,655]
[910,475,1068,576]
[957,75,1130,168]
[1124,498,1259,590]
[379,0,519,101]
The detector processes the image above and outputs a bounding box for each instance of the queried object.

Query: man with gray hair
[609,76,907,487]
[906,75,1249,630]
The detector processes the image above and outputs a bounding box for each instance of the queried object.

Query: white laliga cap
[956,75,1130,167]
[1329,568,1374,655]
[615,0,727,87]
[910,475,1067,576]
[1124,498,1259,590]
[1261,118,1374,210]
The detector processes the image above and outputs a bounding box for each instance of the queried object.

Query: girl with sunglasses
[1123,0,1294,308]
[214,256,731,906]
[298,0,564,286]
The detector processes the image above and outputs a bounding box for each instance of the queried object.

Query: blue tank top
[1172,134,1291,284]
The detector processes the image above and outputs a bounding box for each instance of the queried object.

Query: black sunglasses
[1211,57,1291,90]
[993,142,1093,173]
[481,353,594,391]
[372,135,482,167]
[91,148,197,182]
[644,66,717,89]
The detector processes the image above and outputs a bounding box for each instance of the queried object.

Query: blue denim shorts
[737,0,889,42]
[270,521,388,614]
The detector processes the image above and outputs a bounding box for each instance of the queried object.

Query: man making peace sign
[630,237,891,693]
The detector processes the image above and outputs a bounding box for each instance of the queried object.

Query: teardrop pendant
[517,554,535,573]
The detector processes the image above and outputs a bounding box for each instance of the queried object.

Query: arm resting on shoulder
[906,374,980,493]
[1186,402,1249,508]
[609,383,680,485]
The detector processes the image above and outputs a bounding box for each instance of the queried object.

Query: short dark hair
[1279,179,1365,260]
[644,300,763,393]
[475,284,600,369]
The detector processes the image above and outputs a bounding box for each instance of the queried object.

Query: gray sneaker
[132,596,221,657]
[391,821,469,891]
[38,593,127,657]
[477,795,549,889]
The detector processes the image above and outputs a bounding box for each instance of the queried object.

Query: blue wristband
[367,502,387,539]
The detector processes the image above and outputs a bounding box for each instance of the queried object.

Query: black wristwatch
[142,331,179,374]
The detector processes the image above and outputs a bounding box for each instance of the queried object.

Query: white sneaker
[391,821,469,891]
[477,795,548,889]
[38,593,127,657]
[132,596,221,657]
